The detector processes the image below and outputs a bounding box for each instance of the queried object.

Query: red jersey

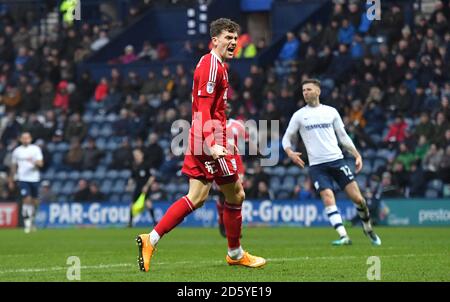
[189,51,229,156]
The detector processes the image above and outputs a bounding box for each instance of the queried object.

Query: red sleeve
[198,55,222,98]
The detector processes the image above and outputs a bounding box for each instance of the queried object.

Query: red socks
[216,200,224,225]
[223,202,242,249]
[154,196,194,237]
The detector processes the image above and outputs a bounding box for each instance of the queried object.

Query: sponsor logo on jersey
[206,81,215,94]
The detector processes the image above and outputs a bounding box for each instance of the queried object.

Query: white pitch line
[0,253,447,275]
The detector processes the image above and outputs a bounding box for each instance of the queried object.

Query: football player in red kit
[136,18,266,272]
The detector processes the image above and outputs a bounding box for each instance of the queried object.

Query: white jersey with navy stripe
[282,104,348,166]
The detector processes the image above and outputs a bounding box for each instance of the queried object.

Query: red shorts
[234,154,245,175]
[182,154,239,185]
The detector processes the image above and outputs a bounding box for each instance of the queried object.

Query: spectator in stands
[145,133,164,170]
[87,182,106,202]
[53,80,70,112]
[380,172,401,198]
[21,84,40,113]
[39,180,57,203]
[64,113,87,142]
[414,112,435,139]
[439,145,450,183]
[0,171,16,202]
[81,137,105,170]
[64,138,84,170]
[119,45,138,64]
[384,114,408,144]
[110,137,133,170]
[338,18,355,45]
[148,181,167,202]
[395,143,416,172]
[138,40,158,61]
[91,30,109,52]
[39,79,56,111]
[414,135,430,162]
[433,111,449,146]
[275,31,300,76]
[409,161,427,197]
[235,33,256,59]
[254,181,274,200]
[423,143,444,179]
[94,77,109,103]
[292,179,314,201]
[72,179,90,202]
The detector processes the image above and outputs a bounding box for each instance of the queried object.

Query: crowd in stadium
[0,0,449,203]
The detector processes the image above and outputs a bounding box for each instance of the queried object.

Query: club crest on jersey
[206,81,215,94]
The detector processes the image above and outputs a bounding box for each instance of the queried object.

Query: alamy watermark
[66,256,81,281]
[366,256,381,280]
[366,0,381,21]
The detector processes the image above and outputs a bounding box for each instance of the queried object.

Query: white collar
[210,50,223,63]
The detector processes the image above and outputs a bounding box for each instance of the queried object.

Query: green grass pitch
[0,227,449,282]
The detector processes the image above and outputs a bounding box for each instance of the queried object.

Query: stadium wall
[1,199,447,229]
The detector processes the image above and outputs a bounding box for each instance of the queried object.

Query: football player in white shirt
[11,132,44,233]
[282,79,381,246]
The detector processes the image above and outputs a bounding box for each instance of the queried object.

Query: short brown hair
[301,78,321,88]
[210,18,240,38]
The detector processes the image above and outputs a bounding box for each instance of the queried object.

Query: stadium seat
[286,165,302,176]
[360,161,372,174]
[164,183,178,194]
[296,175,307,186]
[121,193,133,203]
[52,152,64,166]
[43,168,56,180]
[95,137,106,149]
[106,169,119,179]
[272,166,286,177]
[46,142,56,152]
[94,168,107,180]
[372,158,387,172]
[109,194,121,203]
[106,113,118,122]
[100,180,113,194]
[55,142,69,152]
[427,180,443,191]
[68,171,81,181]
[119,170,131,179]
[81,170,94,180]
[100,126,113,138]
[269,176,281,192]
[356,174,367,190]
[51,181,63,194]
[105,139,118,150]
[276,191,291,200]
[111,179,126,193]
[59,195,69,203]
[55,171,68,180]
[425,189,439,199]
[61,181,75,195]
[88,125,100,137]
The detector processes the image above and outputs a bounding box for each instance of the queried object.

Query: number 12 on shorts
[340,165,354,180]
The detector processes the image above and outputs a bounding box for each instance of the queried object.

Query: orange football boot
[136,234,155,272]
[226,251,266,268]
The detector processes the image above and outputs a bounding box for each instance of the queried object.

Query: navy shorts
[18,181,40,199]
[308,159,355,193]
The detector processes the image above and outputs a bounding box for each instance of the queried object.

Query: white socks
[22,204,34,233]
[325,205,348,238]
[149,230,160,247]
[228,246,244,260]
